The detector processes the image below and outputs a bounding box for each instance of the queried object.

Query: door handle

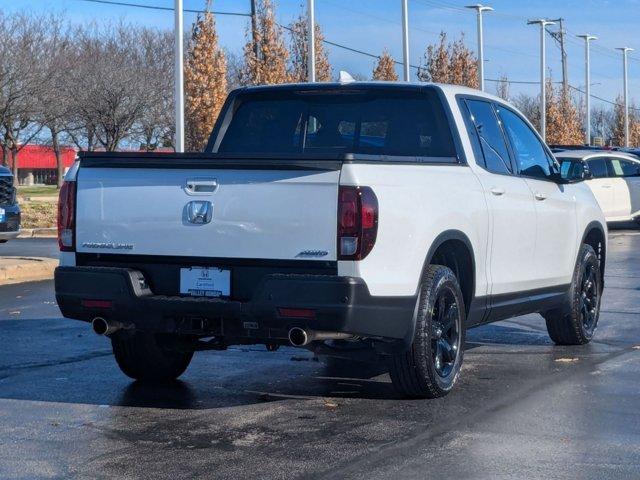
[534,192,547,201]
[490,187,505,196]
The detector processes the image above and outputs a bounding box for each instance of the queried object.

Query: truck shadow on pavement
[0,317,566,409]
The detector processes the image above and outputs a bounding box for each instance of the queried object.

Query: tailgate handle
[185,178,218,195]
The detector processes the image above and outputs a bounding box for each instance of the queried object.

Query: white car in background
[557,150,640,224]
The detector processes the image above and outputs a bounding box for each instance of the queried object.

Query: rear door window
[215,89,457,160]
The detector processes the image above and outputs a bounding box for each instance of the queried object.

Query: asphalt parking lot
[1,232,639,479]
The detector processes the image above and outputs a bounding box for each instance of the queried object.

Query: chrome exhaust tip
[91,317,123,336]
[288,327,309,347]
[288,328,355,347]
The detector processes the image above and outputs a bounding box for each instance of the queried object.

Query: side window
[464,99,512,174]
[586,158,610,178]
[498,107,555,180]
[610,158,640,177]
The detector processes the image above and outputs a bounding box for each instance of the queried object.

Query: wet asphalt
[0,233,639,479]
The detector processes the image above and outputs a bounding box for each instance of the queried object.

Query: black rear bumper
[55,266,416,348]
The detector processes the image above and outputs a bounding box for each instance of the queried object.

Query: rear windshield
[212,88,457,160]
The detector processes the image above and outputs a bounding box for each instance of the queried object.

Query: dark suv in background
[0,165,20,243]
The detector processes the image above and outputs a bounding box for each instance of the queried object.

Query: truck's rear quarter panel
[338,162,489,298]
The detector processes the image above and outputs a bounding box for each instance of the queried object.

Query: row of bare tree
[2,0,632,187]
[0,12,174,185]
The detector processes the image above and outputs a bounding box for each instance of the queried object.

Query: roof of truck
[234,81,503,102]
[0,165,10,176]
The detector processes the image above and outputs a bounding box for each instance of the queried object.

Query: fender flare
[579,220,607,282]
[401,230,478,349]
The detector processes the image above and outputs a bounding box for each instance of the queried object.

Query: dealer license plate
[180,267,230,297]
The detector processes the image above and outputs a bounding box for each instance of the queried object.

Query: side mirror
[558,162,591,183]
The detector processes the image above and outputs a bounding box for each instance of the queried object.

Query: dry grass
[19,200,57,229]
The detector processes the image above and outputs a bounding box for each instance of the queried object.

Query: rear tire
[389,265,466,399]
[544,244,602,345]
[111,331,194,382]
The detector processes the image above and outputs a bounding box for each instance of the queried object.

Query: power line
[70,0,635,109]
[71,0,251,17]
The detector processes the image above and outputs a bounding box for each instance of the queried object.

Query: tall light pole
[308,0,316,82]
[466,4,493,91]
[528,19,555,141]
[616,47,634,147]
[401,0,410,81]
[174,0,184,152]
[578,35,597,146]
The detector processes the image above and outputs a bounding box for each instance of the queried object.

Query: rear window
[213,89,457,160]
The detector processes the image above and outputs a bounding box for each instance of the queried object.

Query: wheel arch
[581,221,607,284]
[419,230,476,316]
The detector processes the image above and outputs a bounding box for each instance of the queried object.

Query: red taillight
[57,181,76,252]
[337,186,378,260]
[278,308,316,319]
[81,299,113,309]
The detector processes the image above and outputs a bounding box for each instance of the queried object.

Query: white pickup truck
[55,82,606,398]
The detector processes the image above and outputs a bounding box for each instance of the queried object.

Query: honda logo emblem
[186,201,213,224]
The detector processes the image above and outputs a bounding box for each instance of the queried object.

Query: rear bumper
[55,266,416,347]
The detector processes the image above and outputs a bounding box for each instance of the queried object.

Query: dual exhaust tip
[92,318,350,347]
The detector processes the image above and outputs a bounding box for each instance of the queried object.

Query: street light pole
[616,47,634,147]
[466,4,493,91]
[174,0,184,152]
[308,0,316,82]
[528,19,555,141]
[401,0,410,81]
[578,35,597,146]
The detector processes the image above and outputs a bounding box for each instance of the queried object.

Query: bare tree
[35,16,74,186]
[591,105,614,145]
[66,23,153,152]
[226,50,246,90]
[372,50,399,81]
[136,29,174,151]
[495,75,510,101]
[0,13,49,176]
[512,93,539,130]
[288,12,332,82]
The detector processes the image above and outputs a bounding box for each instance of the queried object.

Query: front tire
[111,331,194,382]
[389,265,466,399]
[544,244,602,345]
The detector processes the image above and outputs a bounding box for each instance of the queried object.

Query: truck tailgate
[75,166,340,261]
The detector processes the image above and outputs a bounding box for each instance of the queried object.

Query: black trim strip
[79,152,344,171]
[75,252,337,270]
[472,283,571,326]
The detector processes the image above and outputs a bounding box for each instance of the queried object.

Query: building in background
[9,145,77,185]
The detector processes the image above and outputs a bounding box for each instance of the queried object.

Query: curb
[18,228,57,239]
[0,257,58,285]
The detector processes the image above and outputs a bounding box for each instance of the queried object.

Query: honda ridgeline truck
[55,82,606,398]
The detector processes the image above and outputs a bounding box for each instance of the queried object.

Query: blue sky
[3,0,640,108]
